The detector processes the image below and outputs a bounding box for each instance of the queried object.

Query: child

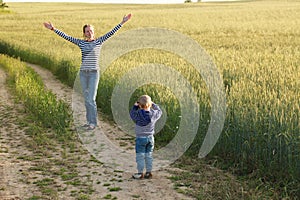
[130,95,162,179]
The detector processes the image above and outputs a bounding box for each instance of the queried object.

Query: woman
[43,14,131,130]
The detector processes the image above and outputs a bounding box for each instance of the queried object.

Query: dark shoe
[132,173,144,179]
[81,123,89,128]
[144,172,152,179]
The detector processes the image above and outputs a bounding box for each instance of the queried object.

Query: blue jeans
[80,70,99,127]
[135,135,154,173]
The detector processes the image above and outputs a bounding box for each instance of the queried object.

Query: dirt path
[0,64,194,200]
[0,68,43,199]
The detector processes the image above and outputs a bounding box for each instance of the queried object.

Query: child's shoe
[132,173,144,179]
[144,172,152,179]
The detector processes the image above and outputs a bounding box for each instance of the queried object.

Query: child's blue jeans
[135,135,154,173]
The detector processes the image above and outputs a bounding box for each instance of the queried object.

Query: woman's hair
[138,95,152,109]
[82,24,94,38]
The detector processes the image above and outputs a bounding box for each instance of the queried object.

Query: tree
[0,0,8,9]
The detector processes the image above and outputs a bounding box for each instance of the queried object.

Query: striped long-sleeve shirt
[54,23,122,70]
[130,103,162,137]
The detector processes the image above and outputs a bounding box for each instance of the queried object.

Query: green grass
[0,55,96,199]
[0,1,299,199]
[0,54,72,136]
[108,186,122,192]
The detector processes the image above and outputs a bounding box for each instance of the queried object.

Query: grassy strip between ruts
[0,54,95,199]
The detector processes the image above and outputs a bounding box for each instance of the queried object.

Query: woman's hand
[121,13,132,25]
[43,22,55,31]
